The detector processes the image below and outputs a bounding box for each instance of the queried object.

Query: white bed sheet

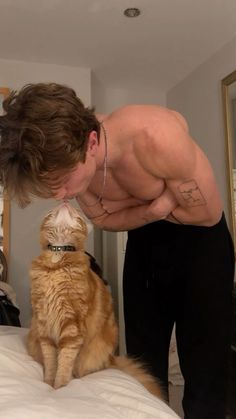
[0,326,180,419]
[169,326,184,386]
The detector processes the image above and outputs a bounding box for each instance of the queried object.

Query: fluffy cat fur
[27,202,163,399]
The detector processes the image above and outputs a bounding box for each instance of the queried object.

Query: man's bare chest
[90,163,165,201]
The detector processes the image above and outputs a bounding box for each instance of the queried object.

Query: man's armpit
[178,180,206,207]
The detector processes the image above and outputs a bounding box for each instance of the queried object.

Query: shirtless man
[0,83,234,419]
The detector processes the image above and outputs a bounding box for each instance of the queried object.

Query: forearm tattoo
[178,180,206,207]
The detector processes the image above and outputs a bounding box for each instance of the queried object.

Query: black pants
[123,214,234,419]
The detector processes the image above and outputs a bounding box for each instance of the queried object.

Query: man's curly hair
[0,83,100,207]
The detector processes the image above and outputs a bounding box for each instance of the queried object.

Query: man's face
[53,130,99,201]
[53,157,96,201]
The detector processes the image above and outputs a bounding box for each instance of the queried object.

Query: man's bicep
[166,174,222,226]
[141,116,197,181]
[174,179,207,208]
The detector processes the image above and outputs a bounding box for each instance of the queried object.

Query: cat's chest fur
[32,265,89,343]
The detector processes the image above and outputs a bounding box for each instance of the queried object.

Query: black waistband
[128,212,227,238]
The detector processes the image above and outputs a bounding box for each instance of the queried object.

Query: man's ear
[87,131,99,156]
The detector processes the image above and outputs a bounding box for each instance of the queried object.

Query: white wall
[0,58,91,326]
[167,35,236,226]
[0,58,91,101]
[91,74,166,113]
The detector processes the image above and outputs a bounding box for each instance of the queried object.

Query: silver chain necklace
[85,122,108,207]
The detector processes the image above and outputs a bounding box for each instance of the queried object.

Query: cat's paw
[54,375,70,389]
[44,376,54,387]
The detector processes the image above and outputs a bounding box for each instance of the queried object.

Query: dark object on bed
[0,292,21,326]
[0,248,21,327]
[0,248,7,283]
[85,251,108,286]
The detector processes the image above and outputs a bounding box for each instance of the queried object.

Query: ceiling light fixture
[124,8,141,18]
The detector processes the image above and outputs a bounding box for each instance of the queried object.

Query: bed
[0,326,180,419]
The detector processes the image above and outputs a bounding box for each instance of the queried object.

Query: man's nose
[54,188,66,200]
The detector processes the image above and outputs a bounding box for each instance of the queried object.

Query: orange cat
[27,202,163,399]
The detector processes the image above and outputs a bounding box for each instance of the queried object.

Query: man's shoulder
[108,105,186,128]
[106,105,171,134]
[105,105,189,153]
[109,104,167,117]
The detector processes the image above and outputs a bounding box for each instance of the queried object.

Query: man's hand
[101,197,147,214]
[145,188,178,221]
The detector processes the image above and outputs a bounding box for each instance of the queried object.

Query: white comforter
[0,326,180,419]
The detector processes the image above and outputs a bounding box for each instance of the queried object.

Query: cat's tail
[109,355,165,400]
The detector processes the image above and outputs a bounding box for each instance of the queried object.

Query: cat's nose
[60,201,71,211]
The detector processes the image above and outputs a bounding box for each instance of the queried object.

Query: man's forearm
[77,194,150,230]
[76,188,178,231]
[78,201,174,231]
[85,204,158,231]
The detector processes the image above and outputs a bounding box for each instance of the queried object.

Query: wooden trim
[2,191,10,262]
[221,73,236,255]
[0,87,10,97]
[0,87,10,264]
[222,70,236,87]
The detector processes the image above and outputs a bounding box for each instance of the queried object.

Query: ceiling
[0,0,236,91]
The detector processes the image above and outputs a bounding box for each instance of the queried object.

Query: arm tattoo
[178,180,206,207]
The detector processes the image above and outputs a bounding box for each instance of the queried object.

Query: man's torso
[87,105,222,226]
